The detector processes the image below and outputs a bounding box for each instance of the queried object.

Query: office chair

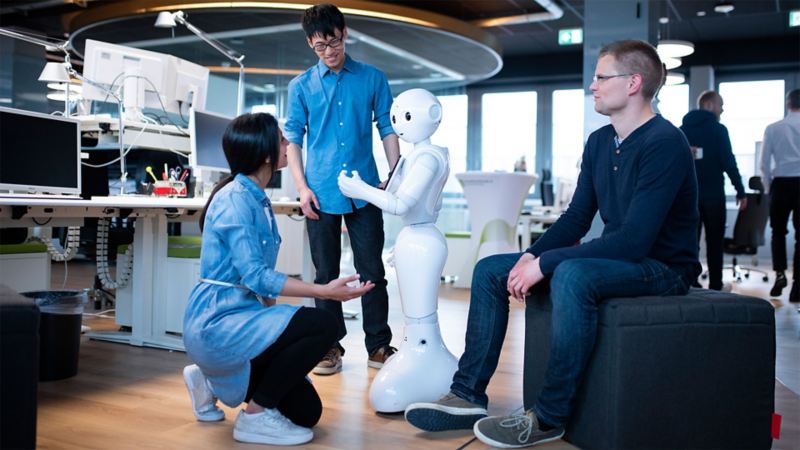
[722,177,771,283]
[540,169,555,207]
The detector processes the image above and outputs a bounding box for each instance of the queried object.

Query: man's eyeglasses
[592,73,634,83]
[312,37,343,53]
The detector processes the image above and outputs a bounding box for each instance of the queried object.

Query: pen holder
[152,180,187,197]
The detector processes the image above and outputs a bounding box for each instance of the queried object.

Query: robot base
[369,319,458,413]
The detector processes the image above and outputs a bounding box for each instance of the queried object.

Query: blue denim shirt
[183,174,299,407]
[285,55,395,214]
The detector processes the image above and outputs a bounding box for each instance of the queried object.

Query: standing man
[405,40,701,448]
[761,89,800,303]
[284,4,400,375]
[680,90,747,291]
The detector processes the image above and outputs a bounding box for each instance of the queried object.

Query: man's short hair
[697,90,721,109]
[598,40,665,100]
[788,89,800,110]
[302,3,346,39]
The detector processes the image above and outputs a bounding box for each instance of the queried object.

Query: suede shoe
[312,345,343,375]
[474,410,565,448]
[368,345,397,369]
[771,272,788,297]
[183,364,225,422]
[405,392,488,431]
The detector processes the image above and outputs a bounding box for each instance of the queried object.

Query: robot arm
[338,152,439,216]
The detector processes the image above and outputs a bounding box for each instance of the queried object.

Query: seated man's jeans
[450,253,688,427]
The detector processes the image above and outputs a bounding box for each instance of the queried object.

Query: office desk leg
[87,214,184,351]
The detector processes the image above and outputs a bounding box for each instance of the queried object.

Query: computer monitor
[189,109,282,190]
[0,106,81,196]
[82,39,208,118]
[190,108,232,173]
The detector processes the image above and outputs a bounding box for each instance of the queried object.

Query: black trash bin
[21,290,88,381]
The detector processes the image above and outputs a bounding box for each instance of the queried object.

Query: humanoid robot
[338,88,458,413]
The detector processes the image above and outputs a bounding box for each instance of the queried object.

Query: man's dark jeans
[450,253,687,427]
[306,203,392,354]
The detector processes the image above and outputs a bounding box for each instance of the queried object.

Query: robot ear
[428,104,442,121]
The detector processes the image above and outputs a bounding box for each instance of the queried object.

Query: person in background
[761,88,800,303]
[182,112,373,446]
[680,90,747,291]
[405,39,700,448]
[284,3,401,376]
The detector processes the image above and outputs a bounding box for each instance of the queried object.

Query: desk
[79,116,191,153]
[519,209,562,250]
[0,196,305,351]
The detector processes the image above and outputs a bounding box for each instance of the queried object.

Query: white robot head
[391,88,442,144]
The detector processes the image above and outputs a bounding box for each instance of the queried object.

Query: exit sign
[790,10,800,27]
[558,28,583,45]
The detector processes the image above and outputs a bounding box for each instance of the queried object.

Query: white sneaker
[183,364,225,422]
[233,409,313,445]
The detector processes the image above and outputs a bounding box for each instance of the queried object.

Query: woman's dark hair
[302,3,346,39]
[199,112,281,230]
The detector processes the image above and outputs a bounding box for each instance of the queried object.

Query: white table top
[0,195,302,215]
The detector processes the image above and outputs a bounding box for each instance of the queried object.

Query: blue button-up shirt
[285,55,395,214]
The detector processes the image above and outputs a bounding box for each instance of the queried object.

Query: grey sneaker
[473,410,565,448]
[404,392,488,431]
[312,346,343,375]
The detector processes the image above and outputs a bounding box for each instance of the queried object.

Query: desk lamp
[0,27,130,194]
[155,10,246,115]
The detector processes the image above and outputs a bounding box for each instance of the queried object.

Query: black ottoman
[523,288,775,449]
[0,284,39,450]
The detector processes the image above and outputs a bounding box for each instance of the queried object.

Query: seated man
[405,39,702,448]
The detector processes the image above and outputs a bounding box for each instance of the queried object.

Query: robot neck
[412,138,432,149]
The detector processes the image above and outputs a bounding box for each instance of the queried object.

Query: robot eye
[405,112,411,121]
[391,114,396,124]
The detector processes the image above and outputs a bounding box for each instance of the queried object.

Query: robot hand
[338,170,371,200]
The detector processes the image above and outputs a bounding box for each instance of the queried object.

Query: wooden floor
[35,259,800,449]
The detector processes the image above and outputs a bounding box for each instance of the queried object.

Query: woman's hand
[321,274,374,301]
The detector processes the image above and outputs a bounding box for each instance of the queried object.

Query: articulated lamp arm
[166,11,245,115]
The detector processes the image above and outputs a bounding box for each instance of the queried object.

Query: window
[481,91,537,173]
[657,84,689,128]
[719,80,785,193]
[435,95,468,193]
[551,89,584,181]
[250,104,276,115]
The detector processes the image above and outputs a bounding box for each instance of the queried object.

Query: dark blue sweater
[527,115,702,285]
[680,109,746,201]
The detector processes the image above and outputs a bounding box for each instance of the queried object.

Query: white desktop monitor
[174,57,209,112]
[189,108,232,173]
[82,39,209,117]
[0,106,81,196]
